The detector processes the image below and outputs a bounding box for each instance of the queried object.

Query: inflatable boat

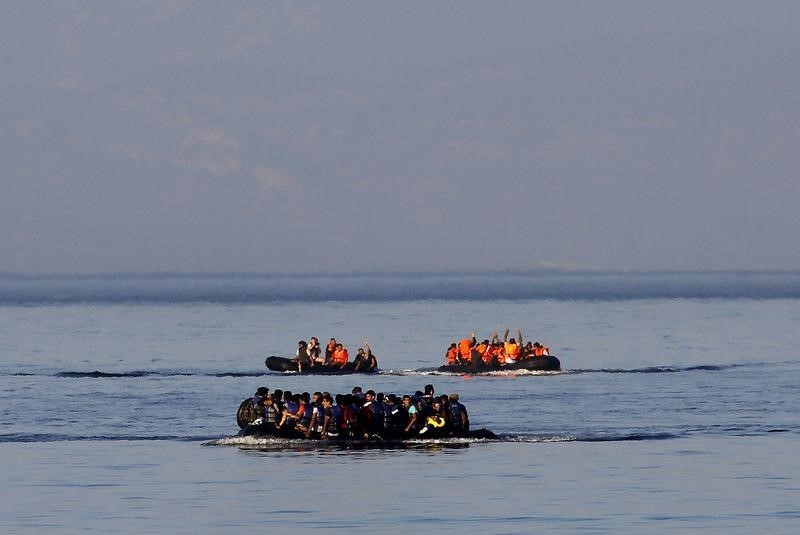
[265,356,378,374]
[437,355,561,373]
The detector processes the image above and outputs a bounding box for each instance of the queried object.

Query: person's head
[255,386,269,397]
[402,395,412,406]
[298,340,307,347]
[509,338,516,344]
[310,337,318,345]
[264,395,274,405]
[387,394,398,404]
[273,389,283,400]
[292,393,301,403]
[312,392,322,403]
[357,347,365,355]
[439,394,449,404]
[424,384,434,395]
[366,390,376,399]
[336,343,343,350]
[352,386,363,395]
[448,393,459,402]
[449,342,457,349]
[301,392,310,403]
[322,395,333,406]
[432,399,442,409]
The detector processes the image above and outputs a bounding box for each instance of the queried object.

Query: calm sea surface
[1,272,799,533]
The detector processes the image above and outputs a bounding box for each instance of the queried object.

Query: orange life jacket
[333,348,349,365]
[491,345,506,365]
[446,347,458,364]
[482,349,495,364]
[458,338,473,363]
[504,342,521,361]
[533,346,550,357]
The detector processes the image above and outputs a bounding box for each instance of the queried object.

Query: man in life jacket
[532,342,550,357]
[504,330,523,364]
[475,339,492,366]
[457,331,477,365]
[332,343,349,369]
[445,343,459,365]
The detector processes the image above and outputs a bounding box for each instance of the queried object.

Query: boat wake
[383,368,561,377]
[206,431,682,450]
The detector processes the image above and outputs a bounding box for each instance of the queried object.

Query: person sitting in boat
[293,392,313,434]
[278,393,305,431]
[305,392,325,439]
[448,393,469,434]
[307,337,323,365]
[353,341,378,371]
[252,386,269,414]
[352,348,368,370]
[419,397,448,437]
[337,394,362,438]
[383,394,403,436]
[457,331,477,364]
[321,394,340,439]
[402,395,420,435]
[360,390,384,435]
[445,343,459,365]
[271,389,284,412]
[532,342,550,357]
[522,341,535,359]
[294,340,313,372]
[503,329,523,364]
[422,384,435,405]
[324,338,337,365]
[332,343,350,369]
[258,395,281,433]
[475,339,492,366]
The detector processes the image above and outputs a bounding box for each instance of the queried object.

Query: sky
[2,1,799,274]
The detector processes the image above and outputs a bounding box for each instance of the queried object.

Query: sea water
[1,272,799,533]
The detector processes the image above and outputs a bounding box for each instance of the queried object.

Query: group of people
[446,329,550,366]
[241,384,469,440]
[294,337,378,372]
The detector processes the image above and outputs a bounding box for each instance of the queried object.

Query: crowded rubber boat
[265,337,379,374]
[237,384,497,441]
[438,329,561,373]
